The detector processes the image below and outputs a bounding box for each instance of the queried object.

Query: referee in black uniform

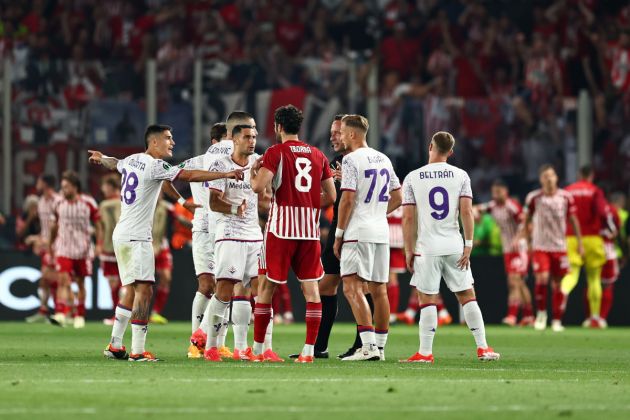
[290,114,374,359]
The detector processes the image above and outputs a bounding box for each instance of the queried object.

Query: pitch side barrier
[1,250,628,325]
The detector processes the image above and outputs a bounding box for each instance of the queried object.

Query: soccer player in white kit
[89,124,244,362]
[333,115,402,362]
[400,131,499,363]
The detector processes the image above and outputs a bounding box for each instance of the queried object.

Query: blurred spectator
[15,194,40,252]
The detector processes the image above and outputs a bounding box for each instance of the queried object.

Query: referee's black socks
[314,295,338,353]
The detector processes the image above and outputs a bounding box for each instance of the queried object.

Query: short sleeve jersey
[402,162,472,256]
[54,195,100,259]
[113,153,182,242]
[478,198,523,253]
[340,147,401,243]
[524,188,576,252]
[262,140,333,240]
[208,154,262,241]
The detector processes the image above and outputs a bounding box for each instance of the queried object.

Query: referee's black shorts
[321,224,340,275]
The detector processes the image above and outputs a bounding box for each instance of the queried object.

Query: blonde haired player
[333,114,402,361]
[400,131,499,363]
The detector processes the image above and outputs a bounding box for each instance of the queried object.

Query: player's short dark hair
[39,174,56,188]
[101,174,120,190]
[232,124,253,137]
[492,179,508,189]
[579,165,593,179]
[274,105,303,135]
[341,114,369,134]
[210,122,227,142]
[61,170,81,191]
[144,124,172,149]
[431,131,455,154]
[539,163,555,175]
[334,114,345,121]
[226,111,254,137]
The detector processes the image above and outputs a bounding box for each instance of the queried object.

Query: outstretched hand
[183,200,201,214]
[88,150,103,164]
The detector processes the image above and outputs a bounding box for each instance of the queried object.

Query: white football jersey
[340,147,400,243]
[208,154,262,241]
[182,153,208,233]
[204,140,234,234]
[402,162,472,256]
[113,153,182,242]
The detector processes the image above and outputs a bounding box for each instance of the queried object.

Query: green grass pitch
[1,322,629,420]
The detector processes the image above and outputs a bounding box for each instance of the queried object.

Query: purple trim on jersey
[208,187,223,193]
[391,187,401,192]
[231,296,250,302]
[340,188,356,192]
[342,240,358,244]
[460,195,473,199]
[402,203,416,206]
[419,303,437,309]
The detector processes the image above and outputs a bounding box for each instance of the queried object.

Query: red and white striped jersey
[262,140,333,240]
[38,192,61,245]
[524,189,576,252]
[388,207,404,249]
[53,195,100,259]
[478,198,523,253]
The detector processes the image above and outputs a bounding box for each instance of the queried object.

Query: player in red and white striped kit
[476,179,534,326]
[522,165,583,332]
[25,175,61,323]
[49,171,100,328]
[250,105,337,363]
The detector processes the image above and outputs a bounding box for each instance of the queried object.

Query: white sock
[191,292,210,332]
[253,341,264,355]
[217,306,229,348]
[232,300,251,351]
[200,304,211,335]
[110,305,131,348]
[375,329,388,349]
[205,296,229,350]
[263,309,274,352]
[302,344,314,357]
[463,300,488,349]
[358,328,376,347]
[131,322,148,355]
[419,305,437,355]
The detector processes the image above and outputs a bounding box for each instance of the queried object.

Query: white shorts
[340,241,389,283]
[113,240,155,286]
[214,239,261,287]
[192,231,215,276]
[410,254,474,295]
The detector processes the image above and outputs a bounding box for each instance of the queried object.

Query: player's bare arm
[402,204,417,274]
[48,219,58,258]
[161,181,201,214]
[258,186,272,213]
[178,169,244,183]
[386,189,402,214]
[333,190,356,260]
[88,150,119,170]
[250,166,273,194]
[321,177,337,208]
[209,190,246,217]
[458,196,474,270]
[569,214,585,257]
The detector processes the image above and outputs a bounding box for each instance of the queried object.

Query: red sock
[111,284,121,308]
[153,287,169,314]
[535,283,548,312]
[305,302,322,345]
[407,291,419,312]
[387,284,400,314]
[76,302,86,317]
[55,301,65,315]
[253,303,272,344]
[279,283,292,313]
[507,301,519,318]
[601,285,614,319]
[521,302,533,318]
[38,307,48,315]
[551,288,566,321]
[582,287,590,318]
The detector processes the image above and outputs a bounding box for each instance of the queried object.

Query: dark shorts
[322,223,340,275]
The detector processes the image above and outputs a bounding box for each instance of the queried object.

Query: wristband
[335,228,345,238]
[177,197,186,206]
[464,239,473,247]
[231,204,239,215]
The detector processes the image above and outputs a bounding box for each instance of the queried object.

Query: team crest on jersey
[229,266,237,274]
[177,162,186,168]
[163,163,172,170]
